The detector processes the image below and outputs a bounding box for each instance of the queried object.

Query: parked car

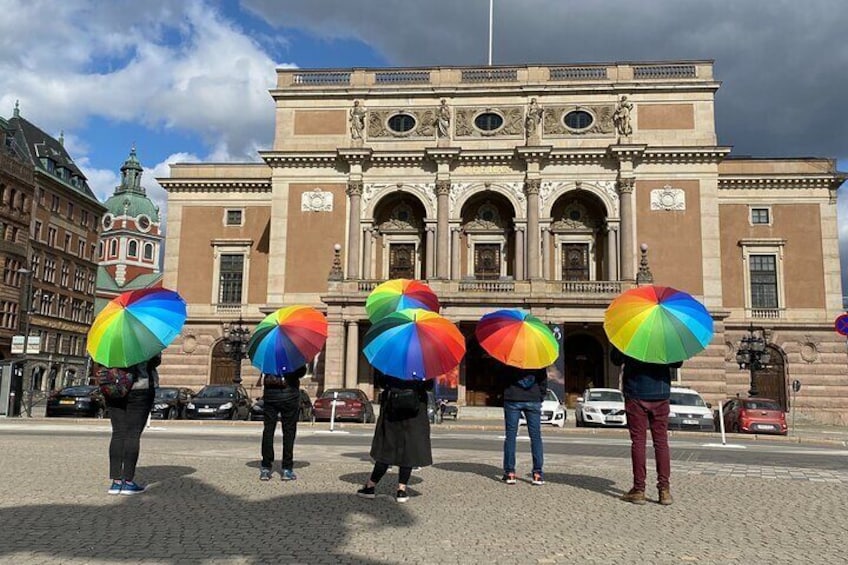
[46,386,107,418]
[519,389,566,427]
[715,397,787,435]
[250,390,313,422]
[575,388,627,427]
[668,387,714,431]
[312,388,375,423]
[185,385,251,420]
[151,387,195,420]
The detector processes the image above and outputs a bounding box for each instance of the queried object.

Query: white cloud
[0,0,294,160]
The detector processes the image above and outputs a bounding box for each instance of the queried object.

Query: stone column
[435,180,451,278]
[346,181,363,279]
[362,226,373,280]
[450,225,461,280]
[425,225,436,279]
[344,320,359,388]
[618,178,635,280]
[514,225,525,280]
[324,315,345,389]
[541,227,550,281]
[525,179,541,279]
[605,222,619,280]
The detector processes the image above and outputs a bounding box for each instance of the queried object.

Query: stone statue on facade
[613,95,633,138]
[525,97,543,140]
[436,99,451,140]
[350,100,366,141]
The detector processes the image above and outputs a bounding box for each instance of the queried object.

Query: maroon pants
[625,398,671,491]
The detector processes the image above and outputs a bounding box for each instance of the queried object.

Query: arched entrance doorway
[210,340,236,385]
[561,333,605,407]
[460,193,516,280]
[548,193,609,281]
[372,195,428,279]
[756,345,787,411]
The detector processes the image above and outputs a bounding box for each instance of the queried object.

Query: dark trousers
[108,388,154,481]
[370,462,412,486]
[625,398,671,491]
[261,391,300,470]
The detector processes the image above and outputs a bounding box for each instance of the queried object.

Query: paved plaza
[1,421,846,564]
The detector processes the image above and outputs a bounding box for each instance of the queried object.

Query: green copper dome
[103,146,160,222]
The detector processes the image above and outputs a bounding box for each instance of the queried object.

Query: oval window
[387,114,416,133]
[474,112,504,132]
[563,110,594,130]
[137,215,151,231]
[102,214,113,230]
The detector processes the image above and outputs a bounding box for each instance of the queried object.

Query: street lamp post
[735,324,770,397]
[16,267,34,417]
[222,317,250,384]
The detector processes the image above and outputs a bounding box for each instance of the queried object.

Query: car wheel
[230,409,239,421]
[96,406,106,419]
[732,422,740,433]
[168,407,178,420]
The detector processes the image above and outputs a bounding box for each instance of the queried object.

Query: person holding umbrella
[476,309,559,486]
[246,305,328,482]
[358,308,465,502]
[604,285,714,506]
[87,287,187,495]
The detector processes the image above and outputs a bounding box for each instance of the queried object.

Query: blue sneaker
[107,480,123,495]
[281,469,297,481]
[120,481,146,495]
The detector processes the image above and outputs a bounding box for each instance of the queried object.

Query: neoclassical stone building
[159,61,847,423]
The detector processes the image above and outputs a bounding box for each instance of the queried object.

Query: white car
[519,390,566,427]
[668,386,714,431]
[575,388,627,427]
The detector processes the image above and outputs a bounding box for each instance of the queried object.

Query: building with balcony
[159,61,847,423]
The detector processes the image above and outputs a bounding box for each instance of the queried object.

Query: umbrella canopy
[604,285,714,364]
[365,279,440,323]
[87,287,187,367]
[475,309,559,369]
[363,308,465,380]
[247,306,328,374]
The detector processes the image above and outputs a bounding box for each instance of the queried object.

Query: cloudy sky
[2,0,846,295]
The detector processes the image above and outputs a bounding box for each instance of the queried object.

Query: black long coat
[369,375,433,468]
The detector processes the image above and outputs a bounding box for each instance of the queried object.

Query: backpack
[385,388,420,421]
[97,367,134,399]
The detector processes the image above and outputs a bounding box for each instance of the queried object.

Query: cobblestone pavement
[0,426,846,564]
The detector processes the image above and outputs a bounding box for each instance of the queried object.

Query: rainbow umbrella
[365,279,440,323]
[604,285,714,364]
[247,306,328,374]
[87,287,187,367]
[363,308,465,380]
[475,309,559,369]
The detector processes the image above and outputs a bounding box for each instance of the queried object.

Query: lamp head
[334,243,342,252]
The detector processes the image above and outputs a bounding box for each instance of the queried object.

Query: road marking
[702,443,747,449]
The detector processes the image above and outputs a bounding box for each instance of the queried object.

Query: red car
[715,397,787,435]
[312,389,375,423]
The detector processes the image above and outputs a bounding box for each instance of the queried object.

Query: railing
[374,70,431,84]
[748,308,783,320]
[357,280,381,292]
[292,71,351,85]
[633,64,697,79]
[549,66,608,80]
[460,68,518,82]
[458,280,516,293]
[215,303,244,315]
[561,281,624,295]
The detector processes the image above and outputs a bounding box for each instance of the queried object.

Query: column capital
[346,180,363,197]
[524,178,541,195]
[435,180,451,196]
[617,178,635,195]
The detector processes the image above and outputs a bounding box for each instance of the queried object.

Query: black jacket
[502,366,548,403]
[611,347,681,401]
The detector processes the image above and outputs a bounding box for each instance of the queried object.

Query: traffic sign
[835,313,848,336]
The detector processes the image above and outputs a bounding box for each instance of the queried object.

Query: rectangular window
[749,254,778,309]
[63,233,71,252]
[60,262,69,287]
[47,227,57,247]
[78,240,85,257]
[51,195,60,212]
[225,209,244,226]
[218,254,244,304]
[33,220,42,240]
[67,201,74,220]
[43,257,56,283]
[751,208,770,225]
[80,209,89,226]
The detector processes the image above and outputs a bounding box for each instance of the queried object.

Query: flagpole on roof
[487,0,494,66]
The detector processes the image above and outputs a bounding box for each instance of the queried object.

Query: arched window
[109,239,117,256]
[128,240,138,257]
[143,243,154,261]
[98,242,104,259]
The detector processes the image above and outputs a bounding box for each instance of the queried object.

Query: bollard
[329,390,338,432]
[718,400,726,445]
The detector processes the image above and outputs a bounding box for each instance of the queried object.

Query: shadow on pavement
[244,460,311,470]
[432,462,503,483]
[139,465,197,484]
[0,473,413,564]
[542,472,624,497]
[339,451,374,462]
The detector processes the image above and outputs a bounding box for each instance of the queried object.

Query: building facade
[159,62,847,424]
[1,103,105,410]
[95,147,164,314]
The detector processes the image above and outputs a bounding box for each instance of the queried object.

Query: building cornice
[718,175,842,191]
[157,179,271,193]
[642,146,731,164]
[258,151,338,168]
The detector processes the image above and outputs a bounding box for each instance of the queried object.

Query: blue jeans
[503,401,543,474]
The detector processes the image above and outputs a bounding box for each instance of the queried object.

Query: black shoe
[356,485,376,499]
[396,489,409,503]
